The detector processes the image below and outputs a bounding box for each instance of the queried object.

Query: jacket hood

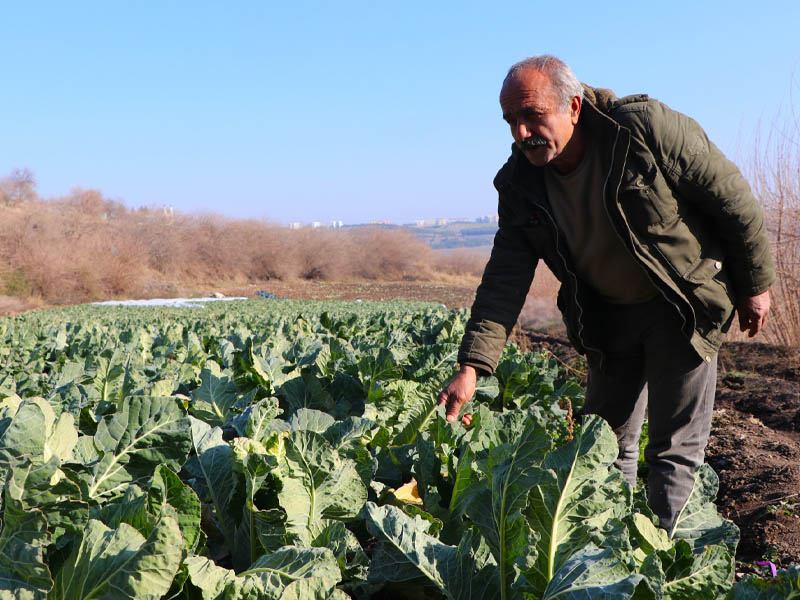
[581,84,618,113]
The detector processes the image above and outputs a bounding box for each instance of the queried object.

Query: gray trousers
[581,296,717,530]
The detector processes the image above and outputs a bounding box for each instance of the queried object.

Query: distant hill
[345,220,498,251]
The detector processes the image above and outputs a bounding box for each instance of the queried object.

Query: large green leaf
[190,361,241,427]
[79,396,192,500]
[6,455,88,549]
[51,513,182,600]
[523,415,633,595]
[185,546,341,600]
[542,544,641,600]
[231,398,283,443]
[462,412,552,597]
[309,518,369,581]
[92,348,126,405]
[249,341,293,393]
[365,502,501,600]
[277,430,367,544]
[148,464,202,555]
[0,397,77,471]
[729,565,800,599]
[669,464,739,555]
[183,418,237,559]
[643,539,733,600]
[364,380,445,447]
[0,493,52,600]
[277,374,334,417]
[231,436,286,569]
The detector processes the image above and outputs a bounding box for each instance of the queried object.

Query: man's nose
[514,121,530,141]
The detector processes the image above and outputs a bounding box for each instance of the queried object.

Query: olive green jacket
[458,86,775,373]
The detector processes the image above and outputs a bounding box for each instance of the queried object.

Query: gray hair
[504,55,583,111]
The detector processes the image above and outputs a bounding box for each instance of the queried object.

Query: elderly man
[438,55,775,529]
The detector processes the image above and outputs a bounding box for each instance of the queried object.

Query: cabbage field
[0,299,796,599]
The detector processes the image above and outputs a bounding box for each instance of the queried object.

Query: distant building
[369,220,392,225]
[311,221,323,229]
[330,220,344,228]
[288,222,302,229]
[475,215,499,224]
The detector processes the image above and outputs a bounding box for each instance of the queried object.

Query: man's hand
[437,365,477,423]
[736,290,771,337]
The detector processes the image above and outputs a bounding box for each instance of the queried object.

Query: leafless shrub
[0,168,37,206]
[430,248,489,278]
[0,174,488,304]
[346,228,433,280]
[744,103,800,347]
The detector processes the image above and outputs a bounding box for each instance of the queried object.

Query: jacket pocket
[683,256,735,328]
[645,212,703,277]
[618,156,677,227]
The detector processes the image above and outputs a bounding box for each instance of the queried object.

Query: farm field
[1,298,798,598]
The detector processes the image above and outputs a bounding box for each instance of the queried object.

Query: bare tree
[0,168,37,206]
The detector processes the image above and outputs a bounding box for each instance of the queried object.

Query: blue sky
[2,1,798,224]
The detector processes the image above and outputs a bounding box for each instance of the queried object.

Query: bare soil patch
[708,342,800,570]
[218,280,480,308]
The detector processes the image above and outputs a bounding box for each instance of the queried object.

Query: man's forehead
[500,71,557,109]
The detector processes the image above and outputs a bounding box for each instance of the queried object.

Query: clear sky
[2,1,798,225]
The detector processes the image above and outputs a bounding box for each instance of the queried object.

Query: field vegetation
[2,299,795,598]
[2,114,799,347]
[0,175,487,308]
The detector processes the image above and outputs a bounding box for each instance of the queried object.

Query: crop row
[0,300,795,598]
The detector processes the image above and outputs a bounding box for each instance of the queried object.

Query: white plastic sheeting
[92,297,248,309]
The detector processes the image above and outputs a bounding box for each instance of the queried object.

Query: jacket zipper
[601,124,693,340]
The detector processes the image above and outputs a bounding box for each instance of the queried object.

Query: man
[438,55,774,529]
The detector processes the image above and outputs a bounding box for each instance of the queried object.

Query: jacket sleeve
[458,195,538,374]
[640,100,775,296]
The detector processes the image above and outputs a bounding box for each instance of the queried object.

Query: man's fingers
[749,313,767,337]
[740,311,766,337]
[438,387,463,422]
[445,395,465,422]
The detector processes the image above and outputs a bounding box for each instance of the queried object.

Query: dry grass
[518,264,560,329]
[732,107,800,347]
[0,187,489,306]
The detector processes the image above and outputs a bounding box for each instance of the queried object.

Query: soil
[709,342,800,570]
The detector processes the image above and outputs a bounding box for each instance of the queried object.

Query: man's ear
[570,96,581,124]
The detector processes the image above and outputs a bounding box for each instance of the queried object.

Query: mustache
[519,135,548,149]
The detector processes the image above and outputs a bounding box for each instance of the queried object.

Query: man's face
[500,68,580,167]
